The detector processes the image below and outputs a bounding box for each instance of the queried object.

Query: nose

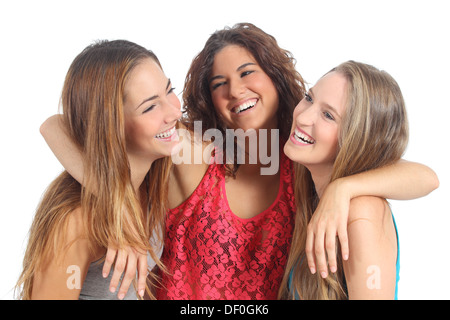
[164,97,182,123]
[228,78,245,99]
[294,101,316,127]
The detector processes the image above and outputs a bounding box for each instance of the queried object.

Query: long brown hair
[279,61,409,299]
[182,23,306,176]
[16,40,170,299]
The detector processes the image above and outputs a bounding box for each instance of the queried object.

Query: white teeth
[294,128,315,144]
[155,126,176,139]
[234,100,257,114]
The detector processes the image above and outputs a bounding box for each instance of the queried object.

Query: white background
[1,0,448,300]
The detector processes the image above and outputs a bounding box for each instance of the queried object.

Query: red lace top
[156,152,295,300]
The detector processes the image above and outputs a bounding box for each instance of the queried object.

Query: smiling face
[209,45,279,132]
[123,58,182,162]
[284,71,348,174]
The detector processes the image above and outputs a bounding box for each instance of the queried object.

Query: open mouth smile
[232,99,258,114]
[155,126,177,140]
[293,128,315,144]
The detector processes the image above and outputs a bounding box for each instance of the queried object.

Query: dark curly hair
[182,23,306,176]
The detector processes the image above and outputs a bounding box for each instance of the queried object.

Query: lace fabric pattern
[156,154,295,300]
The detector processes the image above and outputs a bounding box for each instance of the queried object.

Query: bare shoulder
[346,196,396,259]
[31,207,100,299]
[63,208,104,259]
[348,196,388,228]
[66,207,85,237]
[169,125,211,209]
[344,197,398,299]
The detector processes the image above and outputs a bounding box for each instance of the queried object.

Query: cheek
[125,118,155,148]
[210,91,228,118]
[290,108,300,132]
[210,90,222,106]
[292,102,303,118]
[256,75,278,104]
[321,128,340,158]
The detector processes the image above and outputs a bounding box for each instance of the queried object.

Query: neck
[307,164,333,199]
[128,154,154,192]
[232,128,280,177]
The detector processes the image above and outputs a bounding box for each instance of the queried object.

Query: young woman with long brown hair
[280,61,412,299]
[40,24,438,299]
[16,40,181,299]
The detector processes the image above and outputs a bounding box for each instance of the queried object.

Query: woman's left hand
[305,179,350,278]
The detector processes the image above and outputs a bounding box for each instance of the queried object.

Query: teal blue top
[393,215,400,300]
[288,214,400,300]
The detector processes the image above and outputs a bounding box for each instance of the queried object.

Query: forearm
[40,114,85,185]
[338,159,439,201]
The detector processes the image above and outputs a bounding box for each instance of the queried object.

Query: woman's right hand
[102,243,148,299]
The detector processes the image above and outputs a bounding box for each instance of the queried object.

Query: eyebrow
[136,78,171,110]
[309,88,342,118]
[209,62,257,84]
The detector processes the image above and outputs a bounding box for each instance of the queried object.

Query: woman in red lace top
[156,23,305,300]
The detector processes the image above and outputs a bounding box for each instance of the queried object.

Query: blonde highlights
[16,40,169,299]
[279,61,409,300]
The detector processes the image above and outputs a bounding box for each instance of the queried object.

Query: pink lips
[159,130,178,142]
[155,126,178,142]
[290,127,315,146]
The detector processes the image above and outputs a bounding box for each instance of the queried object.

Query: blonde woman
[16,40,181,300]
[280,61,429,299]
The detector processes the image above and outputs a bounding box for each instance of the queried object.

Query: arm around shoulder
[40,114,85,185]
[341,159,439,201]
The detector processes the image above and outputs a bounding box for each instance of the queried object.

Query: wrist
[331,177,354,201]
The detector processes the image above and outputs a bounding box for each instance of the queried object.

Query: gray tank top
[79,259,137,300]
[78,243,162,300]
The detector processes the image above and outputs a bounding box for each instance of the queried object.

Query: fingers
[338,224,349,262]
[306,221,329,278]
[314,226,328,279]
[325,227,337,275]
[305,223,316,275]
[108,248,127,297]
[103,246,117,279]
[306,221,349,278]
[137,254,149,298]
[116,249,138,300]
[105,247,148,300]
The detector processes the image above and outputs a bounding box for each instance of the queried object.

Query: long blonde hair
[16,40,170,299]
[279,61,409,299]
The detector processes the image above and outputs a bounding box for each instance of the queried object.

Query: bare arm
[306,159,439,278]
[31,208,96,299]
[343,196,398,299]
[40,115,148,299]
[40,114,85,185]
[340,159,439,200]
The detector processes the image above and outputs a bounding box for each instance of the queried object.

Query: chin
[283,141,299,163]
